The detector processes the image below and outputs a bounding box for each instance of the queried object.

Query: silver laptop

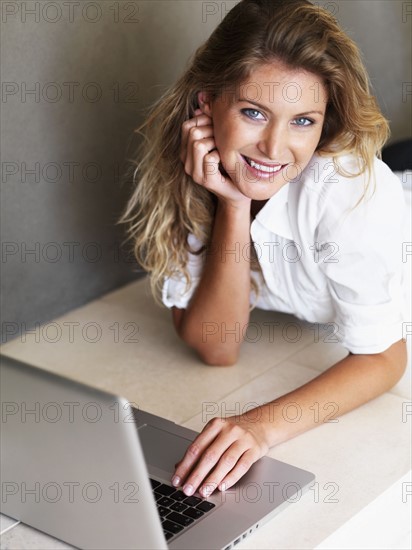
[0,354,315,550]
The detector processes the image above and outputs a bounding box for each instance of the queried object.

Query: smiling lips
[241,155,285,175]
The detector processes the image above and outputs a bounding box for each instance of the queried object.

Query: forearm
[172,340,407,498]
[176,200,252,365]
[259,338,407,447]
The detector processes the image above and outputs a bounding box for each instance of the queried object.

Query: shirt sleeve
[316,158,407,354]
[161,233,205,309]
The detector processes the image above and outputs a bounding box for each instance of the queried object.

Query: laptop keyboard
[150,478,216,541]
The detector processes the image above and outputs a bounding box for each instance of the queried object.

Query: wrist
[244,403,290,449]
[238,405,276,449]
[217,197,251,217]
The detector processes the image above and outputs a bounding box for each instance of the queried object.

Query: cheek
[213,121,239,153]
[212,109,245,150]
[297,131,323,157]
[313,123,325,145]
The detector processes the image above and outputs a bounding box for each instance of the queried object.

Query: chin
[240,180,288,201]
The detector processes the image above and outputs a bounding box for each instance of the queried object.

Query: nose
[257,122,287,161]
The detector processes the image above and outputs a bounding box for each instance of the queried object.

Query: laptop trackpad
[138,425,193,473]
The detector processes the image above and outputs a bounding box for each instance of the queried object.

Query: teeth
[245,157,282,173]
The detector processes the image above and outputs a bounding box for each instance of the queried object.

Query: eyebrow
[236,98,325,117]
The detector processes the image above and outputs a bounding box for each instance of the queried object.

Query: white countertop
[1,277,411,549]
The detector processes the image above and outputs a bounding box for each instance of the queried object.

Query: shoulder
[299,152,403,195]
[296,152,406,232]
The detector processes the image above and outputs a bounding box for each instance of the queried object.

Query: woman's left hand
[171,410,270,497]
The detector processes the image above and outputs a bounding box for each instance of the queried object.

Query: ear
[197,91,213,116]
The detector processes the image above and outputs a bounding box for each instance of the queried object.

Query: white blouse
[162,153,411,355]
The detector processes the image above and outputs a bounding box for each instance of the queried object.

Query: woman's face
[202,62,328,201]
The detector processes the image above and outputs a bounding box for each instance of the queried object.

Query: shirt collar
[253,181,294,241]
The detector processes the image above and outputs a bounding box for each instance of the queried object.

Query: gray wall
[318,0,411,141]
[1,0,411,342]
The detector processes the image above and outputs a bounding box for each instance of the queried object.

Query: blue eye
[241,108,264,120]
[293,117,313,126]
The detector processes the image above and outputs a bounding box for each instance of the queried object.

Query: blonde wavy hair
[119,0,390,305]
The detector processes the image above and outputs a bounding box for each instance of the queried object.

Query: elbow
[176,317,239,366]
[381,338,408,389]
[395,352,408,383]
[185,334,239,365]
[389,356,408,389]
[197,347,239,367]
[187,337,239,366]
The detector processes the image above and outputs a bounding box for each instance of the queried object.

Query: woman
[120,0,408,499]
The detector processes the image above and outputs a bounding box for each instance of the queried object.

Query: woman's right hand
[180,108,251,208]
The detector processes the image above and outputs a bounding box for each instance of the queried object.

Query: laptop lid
[1,354,167,550]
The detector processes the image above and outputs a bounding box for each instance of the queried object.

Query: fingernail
[171,476,180,487]
[200,485,211,497]
[183,484,194,496]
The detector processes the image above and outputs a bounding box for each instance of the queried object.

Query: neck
[250,199,268,218]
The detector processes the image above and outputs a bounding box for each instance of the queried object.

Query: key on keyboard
[150,478,216,541]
